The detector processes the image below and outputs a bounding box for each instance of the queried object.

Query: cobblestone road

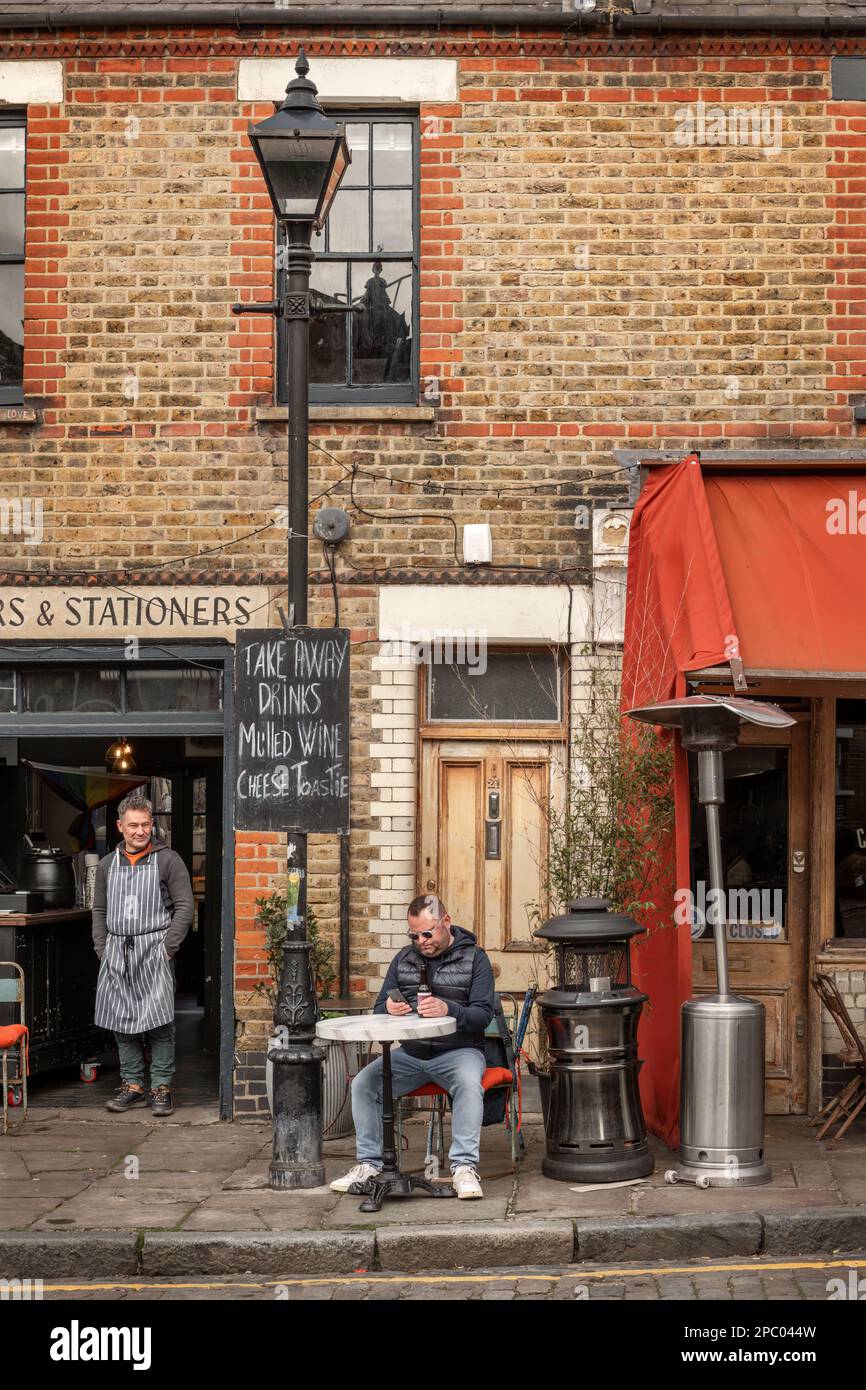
[34,1253,866,1300]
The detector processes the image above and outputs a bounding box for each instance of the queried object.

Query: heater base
[542,1148,655,1185]
[664,1160,772,1189]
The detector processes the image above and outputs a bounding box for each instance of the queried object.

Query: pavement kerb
[3,1206,866,1280]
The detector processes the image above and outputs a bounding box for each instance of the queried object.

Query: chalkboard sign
[235,627,350,833]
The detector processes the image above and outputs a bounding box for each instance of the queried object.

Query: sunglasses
[407,928,437,941]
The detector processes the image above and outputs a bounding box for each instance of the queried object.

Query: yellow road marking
[38,1257,866,1294]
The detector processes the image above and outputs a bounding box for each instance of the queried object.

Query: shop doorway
[2,736,223,1109]
[0,642,236,1116]
[688,717,810,1114]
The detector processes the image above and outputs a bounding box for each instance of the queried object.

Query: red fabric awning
[621,458,866,1144]
[704,473,866,675]
[621,455,739,1146]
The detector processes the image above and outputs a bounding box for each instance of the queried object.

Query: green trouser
[114,1023,175,1089]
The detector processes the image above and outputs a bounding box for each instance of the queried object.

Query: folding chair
[0,962,29,1135]
[396,992,528,1173]
[811,972,866,1148]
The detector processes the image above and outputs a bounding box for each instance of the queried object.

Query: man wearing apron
[92,793,194,1116]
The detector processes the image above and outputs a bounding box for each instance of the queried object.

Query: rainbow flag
[23,761,149,851]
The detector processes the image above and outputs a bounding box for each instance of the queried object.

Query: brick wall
[2,24,866,1107]
[821,967,866,1105]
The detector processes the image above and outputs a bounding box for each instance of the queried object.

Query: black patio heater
[535,898,654,1182]
[625,694,795,1188]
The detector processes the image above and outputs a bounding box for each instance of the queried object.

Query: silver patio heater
[625,695,795,1188]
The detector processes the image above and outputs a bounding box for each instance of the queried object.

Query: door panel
[505,760,547,950]
[691,722,809,1114]
[420,739,561,991]
[438,759,482,937]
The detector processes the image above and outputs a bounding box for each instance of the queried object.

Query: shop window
[688,746,789,943]
[277,114,418,404]
[835,703,866,939]
[5,665,222,716]
[0,669,14,712]
[126,668,222,713]
[427,651,562,725]
[23,668,121,715]
[0,112,25,406]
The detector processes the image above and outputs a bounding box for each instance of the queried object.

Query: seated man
[331,894,495,1199]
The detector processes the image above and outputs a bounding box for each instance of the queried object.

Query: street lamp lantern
[247,49,349,229]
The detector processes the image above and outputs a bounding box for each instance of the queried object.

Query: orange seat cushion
[405,1067,513,1099]
[0,1025,26,1050]
[482,1067,513,1091]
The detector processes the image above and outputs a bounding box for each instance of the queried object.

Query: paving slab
[182,1190,337,1229]
[31,1194,199,1230]
[0,1152,32,1179]
[179,1207,271,1232]
[512,1173,637,1216]
[323,1174,513,1228]
[0,1176,94,1200]
[789,1159,839,1188]
[23,1151,124,1173]
[0,1200,69,1230]
[633,1186,842,1217]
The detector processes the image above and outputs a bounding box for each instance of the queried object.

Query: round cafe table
[316,1012,458,1212]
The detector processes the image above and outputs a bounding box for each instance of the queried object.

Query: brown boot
[105,1082,146,1113]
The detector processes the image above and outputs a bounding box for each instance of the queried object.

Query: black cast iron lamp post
[237,51,350,1189]
[625,694,795,1188]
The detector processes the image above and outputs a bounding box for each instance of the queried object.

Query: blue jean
[351,1045,486,1171]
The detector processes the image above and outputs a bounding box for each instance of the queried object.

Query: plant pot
[265,1028,359,1139]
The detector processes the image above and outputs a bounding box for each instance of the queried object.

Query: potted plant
[255,887,356,1134]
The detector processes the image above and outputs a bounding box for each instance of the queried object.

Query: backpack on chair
[481,997,515,1127]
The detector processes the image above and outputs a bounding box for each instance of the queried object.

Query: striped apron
[93,846,175,1034]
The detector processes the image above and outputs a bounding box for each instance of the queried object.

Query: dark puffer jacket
[373,925,495,1058]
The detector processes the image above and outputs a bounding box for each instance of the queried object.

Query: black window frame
[0,662,224,719]
[276,109,420,406]
[0,109,26,406]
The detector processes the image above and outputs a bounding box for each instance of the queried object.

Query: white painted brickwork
[821,970,866,1052]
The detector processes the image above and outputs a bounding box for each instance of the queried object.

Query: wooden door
[419,739,563,990]
[691,721,809,1114]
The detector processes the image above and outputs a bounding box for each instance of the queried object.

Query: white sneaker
[451,1165,483,1199]
[329,1162,381,1194]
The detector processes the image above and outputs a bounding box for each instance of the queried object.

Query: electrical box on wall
[463,523,492,565]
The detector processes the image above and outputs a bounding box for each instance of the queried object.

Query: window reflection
[0,117,25,402]
[835,708,866,938]
[689,747,789,942]
[351,259,412,384]
[0,265,24,388]
[0,127,24,187]
[289,114,416,400]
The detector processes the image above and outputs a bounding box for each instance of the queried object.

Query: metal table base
[349,1040,456,1213]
